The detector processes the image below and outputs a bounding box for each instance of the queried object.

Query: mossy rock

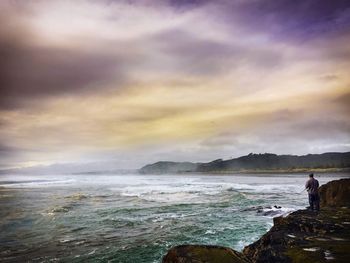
[162,245,250,263]
[319,178,350,207]
[244,207,350,262]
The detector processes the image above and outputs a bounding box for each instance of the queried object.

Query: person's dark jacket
[305,178,319,195]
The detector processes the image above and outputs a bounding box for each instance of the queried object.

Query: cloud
[147,28,285,76]
[0,0,349,168]
[0,0,289,110]
[0,10,133,109]
[0,43,129,109]
[333,92,350,112]
[0,143,17,158]
[196,82,350,154]
[211,0,350,41]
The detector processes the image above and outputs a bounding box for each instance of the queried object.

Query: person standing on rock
[305,173,320,211]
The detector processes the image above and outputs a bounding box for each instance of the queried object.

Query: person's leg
[308,194,314,210]
[315,194,320,211]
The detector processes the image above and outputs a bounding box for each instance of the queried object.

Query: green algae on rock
[243,207,350,262]
[162,245,250,263]
[319,178,350,207]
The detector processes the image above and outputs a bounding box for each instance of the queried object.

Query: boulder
[162,245,250,263]
[319,178,350,207]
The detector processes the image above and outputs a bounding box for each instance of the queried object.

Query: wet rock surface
[243,207,350,262]
[162,179,350,263]
[241,205,285,217]
[162,245,250,263]
[319,178,350,207]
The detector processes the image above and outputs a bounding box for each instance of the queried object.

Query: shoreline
[162,178,350,263]
[139,169,350,175]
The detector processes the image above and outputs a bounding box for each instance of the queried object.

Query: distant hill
[139,161,199,174]
[139,152,350,174]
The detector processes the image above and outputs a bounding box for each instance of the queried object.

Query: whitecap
[303,247,320,252]
[59,239,73,243]
[260,206,296,218]
[205,230,216,234]
[324,250,335,260]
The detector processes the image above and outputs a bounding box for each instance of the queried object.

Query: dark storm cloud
[218,0,350,41]
[2,0,347,111]
[168,0,350,42]
[126,0,350,41]
[0,25,129,109]
[1,0,348,110]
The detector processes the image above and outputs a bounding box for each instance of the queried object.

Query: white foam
[303,247,320,252]
[262,206,296,217]
[225,183,301,194]
[117,183,226,203]
[59,239,72,243]
[0,178,76,188]
[324,250,335,260]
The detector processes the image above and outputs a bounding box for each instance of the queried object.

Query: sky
[0,0,350,170]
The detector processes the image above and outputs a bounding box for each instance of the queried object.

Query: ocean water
[0,173,348,262]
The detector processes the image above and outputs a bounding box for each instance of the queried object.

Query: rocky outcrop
[319,178,350,207]
[162,179,350,263]
[162,245,250,263]
[243,208,350,262]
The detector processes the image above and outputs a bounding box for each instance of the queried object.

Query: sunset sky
[1,0,350,170]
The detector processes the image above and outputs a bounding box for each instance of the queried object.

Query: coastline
[162,178,350,263]
[138,169,350,175]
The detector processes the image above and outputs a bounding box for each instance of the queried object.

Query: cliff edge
[162,178,350,263]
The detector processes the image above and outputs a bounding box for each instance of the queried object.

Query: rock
[241,206,266,212]
[243,207,350,262]
[162,245,250,263]
[261,210,281,217]
[319,178,350,207]
[242,205,284,217]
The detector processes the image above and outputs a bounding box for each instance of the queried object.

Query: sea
[0,173,349,262]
